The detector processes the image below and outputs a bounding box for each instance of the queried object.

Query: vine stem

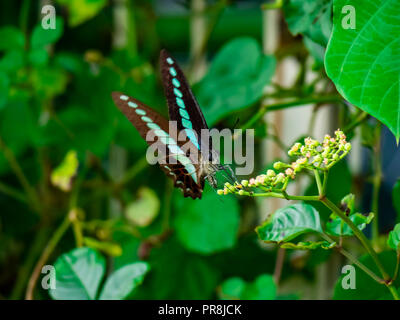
[371,123,382,244]
[320,198,391,283]
[236,95,342,138]
[0,136,41,213]
[0,181,27,203]
[344,111,369,133]
[393,253,400,282]
[117,156,148,187]
[320,233,384,284]
[25,212,72,300]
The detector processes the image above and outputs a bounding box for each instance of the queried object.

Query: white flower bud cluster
[218,168,291,196]
[217,129,351,197]
[287,129,351,171]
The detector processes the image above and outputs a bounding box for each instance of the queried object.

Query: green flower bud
[238,190,245,196]
[266,169,276,177]
[241,180,249,187]
[275,173,285,183]
[217,189,224,195]
[273,161,285,170]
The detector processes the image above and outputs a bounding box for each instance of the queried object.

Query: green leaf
[30,17,64,49]
[31,67,68,98]
[256,203,323,243]
[393,180,400,223]
[112,230,141,270]
[99,262,150,300]
[283,0,333,46]
[325,0,400,140]
[303,36,326,69]
[50,247,105,300]
[0,50,25,73]
[194,37,276,125]
[333,251,400,299]
[340,193,355,214]
[0,72,9,110]
[42,106,114,157]
[0,26,25,51]
[325,212,374,237]
[28,48,49,66]
[174,189,240,254]
[219,274,276,300]
[280,240,336,250]
[56,0,107,27]
[50,150,79,192]
[134,238,219,299]
[125,187,160,227]
[388,223,400,251]
[0,91,37,174]
[219,277,246,299]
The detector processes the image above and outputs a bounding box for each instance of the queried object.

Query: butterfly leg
[219,164,238,184]
[205,174,218,189]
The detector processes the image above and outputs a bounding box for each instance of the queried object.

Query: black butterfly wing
[160,49,212,158]
[111,91,203,199]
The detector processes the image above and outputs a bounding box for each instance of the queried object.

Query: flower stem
[320,233,384,284]
[251,192,320,202]
[314,169,323,195]
[322,171,329,195]
[320,197,390,281]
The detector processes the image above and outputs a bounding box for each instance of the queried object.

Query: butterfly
[111,49,236,199]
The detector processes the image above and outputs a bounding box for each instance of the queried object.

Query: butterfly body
[111,50,236,199]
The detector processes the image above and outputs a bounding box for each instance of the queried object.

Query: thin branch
[0,136,41,212]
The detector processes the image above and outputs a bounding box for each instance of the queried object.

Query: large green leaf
[325,0,400,140]
[174,190,240,254]
[393,180,400,222]
[99,262,150,300]
[219,274,276,300]
[388,223,400,251]
[256,203,323,243]
[333,251,400,299]
[194,37,276,125]
[50,247,105,300]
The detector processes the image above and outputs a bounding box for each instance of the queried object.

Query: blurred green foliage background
[0,0,399,300]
